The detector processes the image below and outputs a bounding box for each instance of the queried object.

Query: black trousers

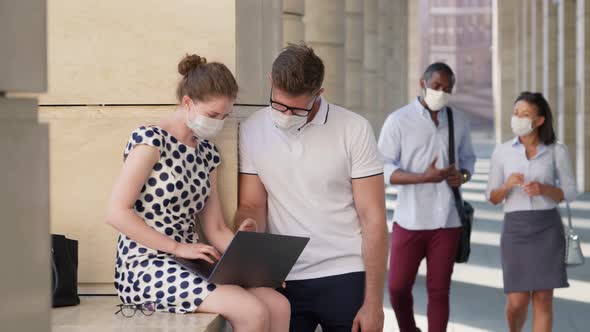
[278,272,366,332]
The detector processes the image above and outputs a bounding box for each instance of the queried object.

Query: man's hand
[237,218,258,232]
[446,166,462,188]
[422,157,452,183]
[352,302,384,332]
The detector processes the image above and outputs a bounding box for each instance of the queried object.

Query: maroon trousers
[388,223,462,332]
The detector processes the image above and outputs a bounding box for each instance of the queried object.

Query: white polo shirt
[239,97,384,280]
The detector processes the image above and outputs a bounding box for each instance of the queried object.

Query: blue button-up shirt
[378,98,476,230]
[485,137,578,212]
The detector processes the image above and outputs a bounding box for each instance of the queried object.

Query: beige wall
[40,107,238,284]
[32,0,280,288]
[37,0,236,105]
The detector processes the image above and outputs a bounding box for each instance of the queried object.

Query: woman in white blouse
[486,92,577,332]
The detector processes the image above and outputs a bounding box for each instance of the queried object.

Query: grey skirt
[501,208,569,293]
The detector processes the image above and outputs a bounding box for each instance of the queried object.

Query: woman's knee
[250,288,291,321]
[230,290,270,331]
[507,293,530,313]
[198,285,270,331]
[270,291,291,321]
[246,299,271,331]
[532,291,553,309]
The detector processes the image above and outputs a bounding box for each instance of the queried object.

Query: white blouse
[485,138,578,213]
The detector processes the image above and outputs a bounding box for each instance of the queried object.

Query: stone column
[363,0,378,130]
[237,0,283,106]
[493,0,520,143]
[375,0,395,132]
[375,0,388,127]
[531,0,543,91]
[390,0,409,111]
[0,1,50,331]
[542,0,558,112]
[514,0,522,95]
[382,0,395,119]
[576,0,590,191]
[557,0,577,159]
[345,0,364,115]
[304,0,345,105]
[407,0,423,101]
[283,0,305,46]
[521,0,530,91]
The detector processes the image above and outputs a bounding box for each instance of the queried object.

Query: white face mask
[511,116,534,137]
[423,88,451,111]
[186,111,224,140]
[271,110,308,131]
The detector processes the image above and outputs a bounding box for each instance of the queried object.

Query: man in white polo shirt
[234,43,388,332]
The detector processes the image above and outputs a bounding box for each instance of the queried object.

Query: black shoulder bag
[51,234,80,307]
[447,109,474,263]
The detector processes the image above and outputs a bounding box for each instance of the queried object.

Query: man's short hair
[422,62,455,85]
[271,42,324,95]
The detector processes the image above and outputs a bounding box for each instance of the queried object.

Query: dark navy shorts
[278,272,366,332]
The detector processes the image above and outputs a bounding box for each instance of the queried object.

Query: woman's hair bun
[178,54,207,76]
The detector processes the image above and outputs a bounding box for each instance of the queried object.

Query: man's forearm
[361,218,388,306]
[234,205,267,232]
[390,169,426,185]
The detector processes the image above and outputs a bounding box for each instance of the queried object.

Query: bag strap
[447,108,465,220]
[566,202,573,229]
[553,145,574,229]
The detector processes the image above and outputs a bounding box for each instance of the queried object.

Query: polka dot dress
[114,125,221,314]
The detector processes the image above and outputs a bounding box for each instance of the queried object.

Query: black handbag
[447,109,474,263]
[51,234,80,307]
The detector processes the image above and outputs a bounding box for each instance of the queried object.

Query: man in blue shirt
[378,63,476,332]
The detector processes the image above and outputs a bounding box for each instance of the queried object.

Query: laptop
[173,231,309,288]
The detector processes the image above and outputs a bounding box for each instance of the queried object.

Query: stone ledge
[52,296,226,332]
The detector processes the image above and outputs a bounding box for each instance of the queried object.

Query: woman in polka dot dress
[105,54,290,332]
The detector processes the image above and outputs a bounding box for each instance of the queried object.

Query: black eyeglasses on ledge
[115,301,157,318]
